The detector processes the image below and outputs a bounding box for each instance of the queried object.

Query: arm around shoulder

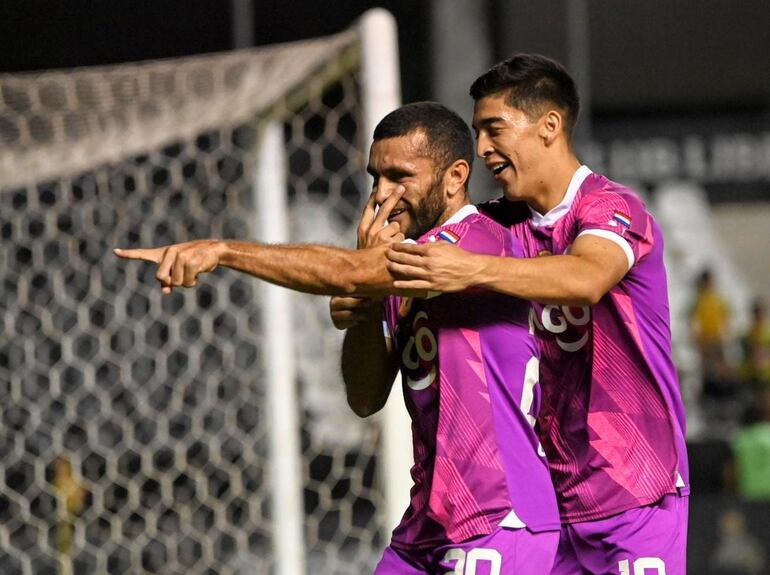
[477,233,630,305]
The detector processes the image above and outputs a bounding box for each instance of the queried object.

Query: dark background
[2,0,768,118]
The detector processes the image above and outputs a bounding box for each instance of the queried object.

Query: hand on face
[114,239,225,294]
[357,185,406,249]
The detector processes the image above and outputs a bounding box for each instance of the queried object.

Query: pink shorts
[374,526,559,575]
[551,494,689,575]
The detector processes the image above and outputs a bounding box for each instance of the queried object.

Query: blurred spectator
[53,454,88,571]
[689,268,751,433]
[740,298,770,393]
[691,268,731,389]
[711,508,766,575]
[732,389,770,501]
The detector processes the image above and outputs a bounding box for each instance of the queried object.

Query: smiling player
[116,102,561,574]
[386,55,690,575]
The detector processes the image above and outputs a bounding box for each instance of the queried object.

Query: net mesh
[0,26,385,575]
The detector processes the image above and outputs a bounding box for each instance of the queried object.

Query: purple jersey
[384,206,560,552]
[482,166,689,523]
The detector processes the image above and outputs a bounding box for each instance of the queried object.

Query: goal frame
[255,8,408,574]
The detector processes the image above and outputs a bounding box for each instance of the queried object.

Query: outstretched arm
[386,233,629,305]
[116,239,397,296]
[115,189,407,297]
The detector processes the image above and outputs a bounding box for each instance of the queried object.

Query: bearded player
[117,102,560,574]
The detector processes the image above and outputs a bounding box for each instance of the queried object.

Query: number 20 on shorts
[444,547,502,575]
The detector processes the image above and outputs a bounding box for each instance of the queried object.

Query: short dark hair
[373,102,474,176]
[470,53,580,138]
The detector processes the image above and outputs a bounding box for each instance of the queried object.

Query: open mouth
[488,161,510,176]
[387,204,408,220]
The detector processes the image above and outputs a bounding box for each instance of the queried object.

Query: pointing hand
[114,239,226,294]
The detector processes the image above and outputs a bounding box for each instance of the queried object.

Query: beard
[405,175,447,239]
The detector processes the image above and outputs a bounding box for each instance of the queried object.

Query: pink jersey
[481,166,689,523]
[384,206,560,552]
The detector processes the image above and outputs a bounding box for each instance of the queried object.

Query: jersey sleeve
[575,189,654,269]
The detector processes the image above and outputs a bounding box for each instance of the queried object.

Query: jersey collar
[442,203,479,226]
[528,165,592,228]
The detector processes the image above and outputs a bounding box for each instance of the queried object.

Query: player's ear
[444,159,470,198]
[539,110,563,146]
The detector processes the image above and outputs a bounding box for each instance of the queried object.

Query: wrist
[217,240,236,267]
[475,254,500,289]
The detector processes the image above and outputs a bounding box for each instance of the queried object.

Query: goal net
[0,10,401,575]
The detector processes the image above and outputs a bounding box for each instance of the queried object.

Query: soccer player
[385,55,690,575]
[116,102,561,574]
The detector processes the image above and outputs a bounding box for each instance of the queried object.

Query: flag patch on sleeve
[612,211,632,228]
[437,230,461,244]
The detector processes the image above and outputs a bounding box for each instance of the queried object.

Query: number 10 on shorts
[619,557,666,575]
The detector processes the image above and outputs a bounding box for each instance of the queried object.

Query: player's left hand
[114,239,226,294]
[329,296,378,330]
[386,242,485,293]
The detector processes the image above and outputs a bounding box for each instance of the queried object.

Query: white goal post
[0,8,410,575]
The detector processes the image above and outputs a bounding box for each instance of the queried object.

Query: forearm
[475,253,611,305]
[220,240,393,296]
[341,313,399,417]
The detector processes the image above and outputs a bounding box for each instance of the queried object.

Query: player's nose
[374,181,398,206]
[476,132,493,158]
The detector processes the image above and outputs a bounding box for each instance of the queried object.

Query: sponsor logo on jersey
[401,311,438,390]
[529,305,591,352]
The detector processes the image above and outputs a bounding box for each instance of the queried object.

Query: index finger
[114,247,166,263]
[358,191,379,234]
[371,185,405,230]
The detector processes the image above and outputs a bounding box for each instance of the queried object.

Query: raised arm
[325,187,406,417]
